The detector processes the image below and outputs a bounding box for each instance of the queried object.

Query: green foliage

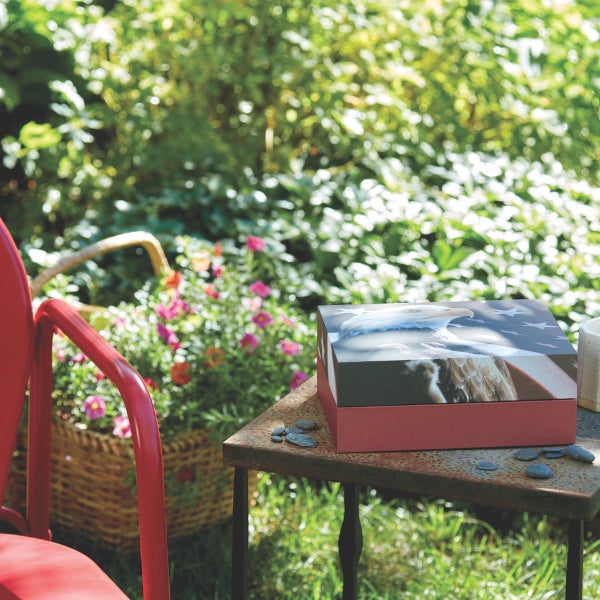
[3,0,600,254]
[0,0,102,238]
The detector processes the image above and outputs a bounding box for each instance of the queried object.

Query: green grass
[53,472,600,599]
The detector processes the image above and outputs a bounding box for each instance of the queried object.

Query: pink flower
[279,340,300,356]
[212,264,224,278]
[156,297,191,320]
[240,333,259,353]
[156,302,176,320]
[157,322,180,350]
[71,353,87,364]
[83,395,106,420]
[246,235,266,252]
[112,316,127,329]
[113,416,132,438]
[243,296,262,311]
[204,283,220,299]
[95,371,105,382]
[252,311,274,329]
[249,280,271,298]
[290,371,307,390]
[280,314,296,328]
[55,348,66,363]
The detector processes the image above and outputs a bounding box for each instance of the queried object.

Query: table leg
[231,467,249,600]
[566,519,584,600]
[338,483,363,600]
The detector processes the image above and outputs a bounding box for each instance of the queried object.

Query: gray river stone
[296,419,318,431]
[476,461,499,471]
[565,444,595,464]
[514,448,539,461]
[285,427,304,435]
[544,450,565,459]
[271,435,284,443]
[526,464,554,479]
[272,426,286,437]
[285,432,317,448]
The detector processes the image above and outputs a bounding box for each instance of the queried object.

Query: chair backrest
[0,219,34,503]
[0,219,170,599]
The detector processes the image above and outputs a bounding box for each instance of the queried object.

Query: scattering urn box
[317,299,578,452]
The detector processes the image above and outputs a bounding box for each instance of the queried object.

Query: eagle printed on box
[317,299,577,408]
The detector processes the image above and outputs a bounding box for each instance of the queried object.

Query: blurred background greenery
[2,0,600,334]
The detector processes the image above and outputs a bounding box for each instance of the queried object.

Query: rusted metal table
[223,376,600,599]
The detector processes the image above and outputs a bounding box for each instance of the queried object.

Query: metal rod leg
[566,519,584,600]
[338,483,363,600]
[231,467,249,600]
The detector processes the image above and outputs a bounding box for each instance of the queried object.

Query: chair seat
[0,534,128,599]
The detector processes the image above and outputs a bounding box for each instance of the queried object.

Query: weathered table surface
[223,375,600,600]
[223,376,600,520]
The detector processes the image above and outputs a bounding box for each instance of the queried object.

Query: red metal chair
[0,219,171,599]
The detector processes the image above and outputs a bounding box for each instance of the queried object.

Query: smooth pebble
[271,435,284,443]
[544,451,565,459]
[476,461,499,471]
[285,432,317,448]
[565,444,595,464]
[285,427,304,435]
[271,426,286,437]
[514,448,539,461]
[296,419,318,431]
[526,463,553,479]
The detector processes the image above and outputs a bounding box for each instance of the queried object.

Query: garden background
[2,0,600,598]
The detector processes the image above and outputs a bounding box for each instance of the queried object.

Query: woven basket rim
[51,414,216,454]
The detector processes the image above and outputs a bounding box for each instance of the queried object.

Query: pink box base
[317,358,577,453]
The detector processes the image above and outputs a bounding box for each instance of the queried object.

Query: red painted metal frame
[0,219,170,600]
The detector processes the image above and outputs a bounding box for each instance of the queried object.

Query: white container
[578,317,600,412]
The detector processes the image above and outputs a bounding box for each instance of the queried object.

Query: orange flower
[204,347,225,369]
[171,361,191,385]
[192,250,211,272]
[214,241,222,257]
[165,270,183,290]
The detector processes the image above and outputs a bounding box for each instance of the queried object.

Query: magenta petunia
[252,310,274,329]
[249,280,271,298]
[240,333,259,353]
[157,322,180,350]
[246,235,266,252]
[156,302,177,320]
[71,352,87,364]
[156,297,191,320]
[290,371,308,390]
[83,395,106,420]
[279,340,300,356]
[113,415,132,438]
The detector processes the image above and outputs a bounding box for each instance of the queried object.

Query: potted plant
[8,234,315,549]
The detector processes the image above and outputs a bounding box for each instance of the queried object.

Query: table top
[223,376,600,520]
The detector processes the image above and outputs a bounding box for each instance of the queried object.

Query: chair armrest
[30,298,170,600]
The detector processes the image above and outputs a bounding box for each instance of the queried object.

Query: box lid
[317,299,577,407]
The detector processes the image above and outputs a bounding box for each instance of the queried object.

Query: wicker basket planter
[6,419,255,552]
